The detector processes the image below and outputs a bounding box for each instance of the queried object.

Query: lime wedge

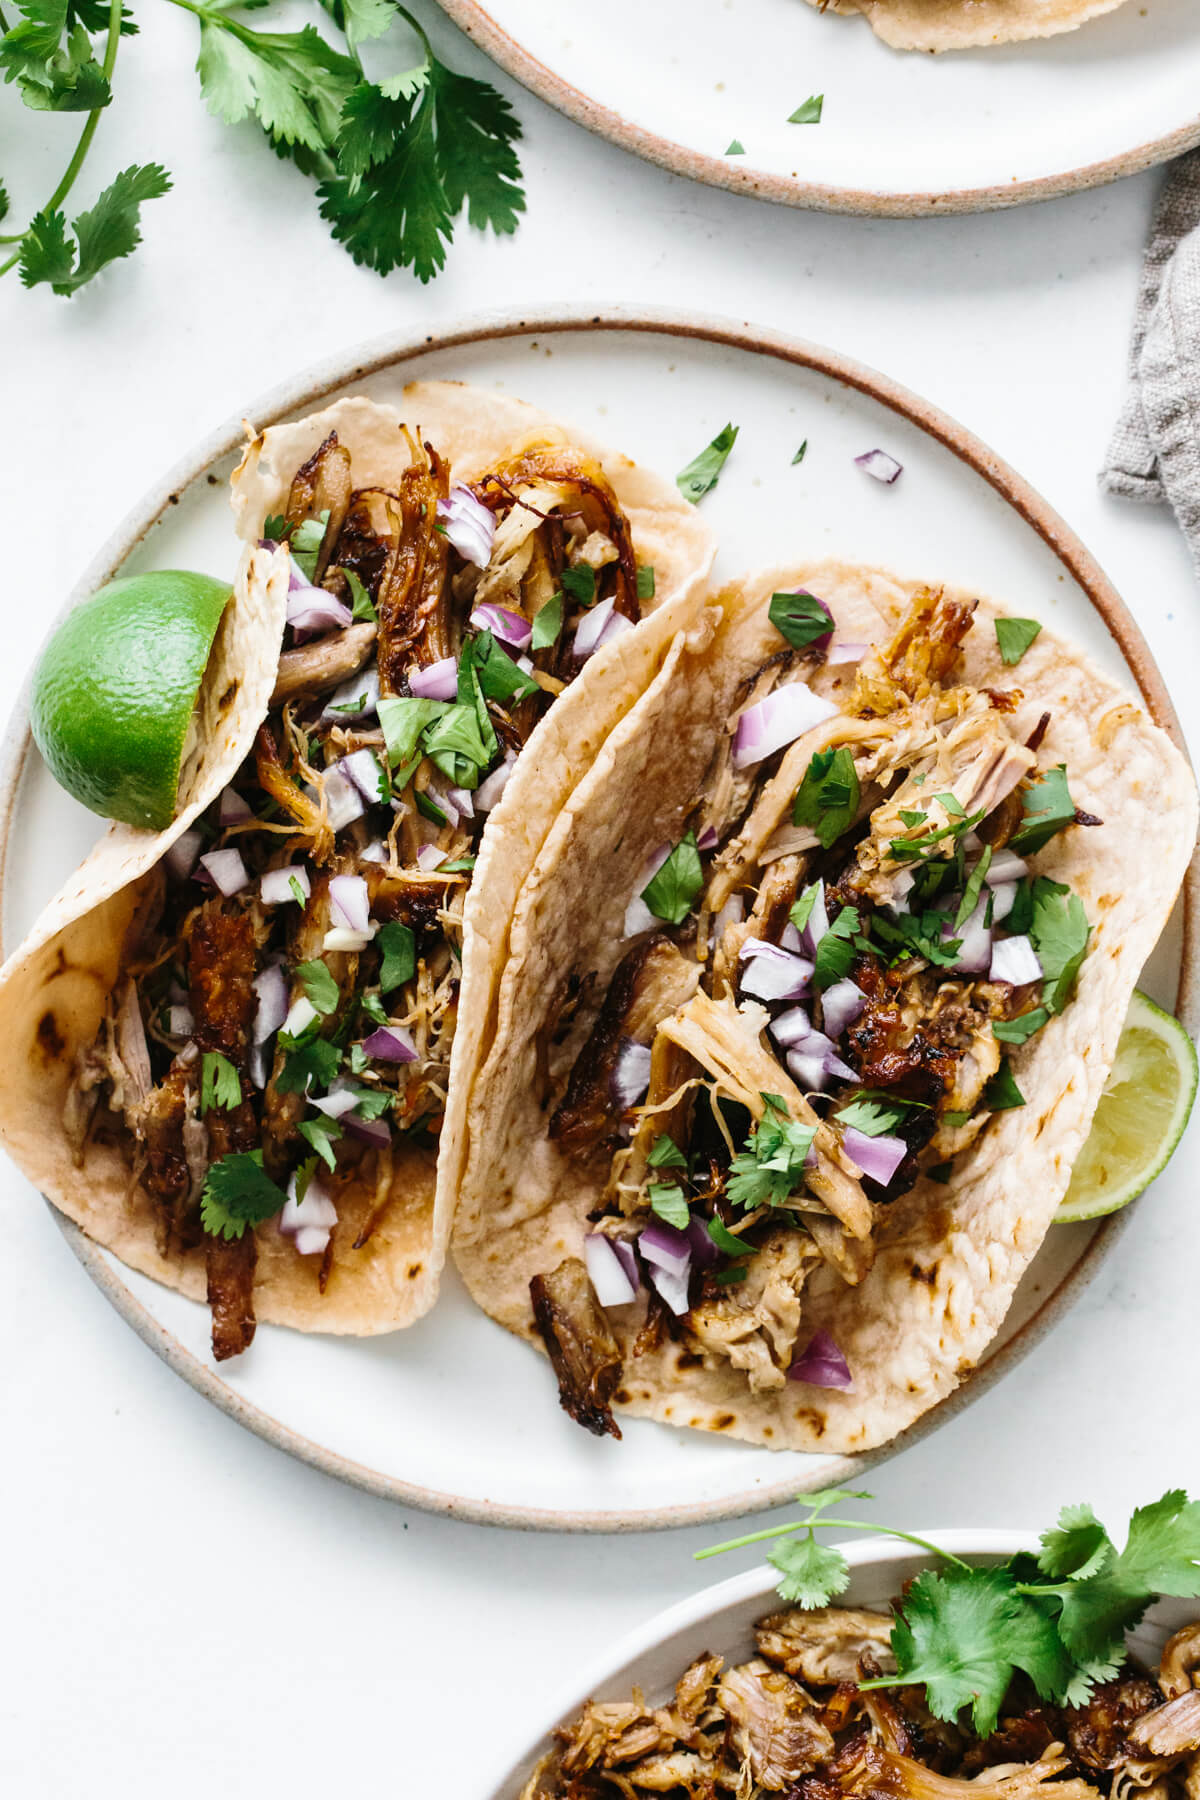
[32,570,230,832]
[1056,990,1197,1224]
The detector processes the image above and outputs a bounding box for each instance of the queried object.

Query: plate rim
[434,0,1200,216]
[9,302,1197,1533]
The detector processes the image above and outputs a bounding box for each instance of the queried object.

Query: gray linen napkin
[1102,150,1200,569]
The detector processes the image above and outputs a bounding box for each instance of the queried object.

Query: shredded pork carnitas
[65,425,647,1359]
[533,588,1098,1435]
[522,1612,1200,1800]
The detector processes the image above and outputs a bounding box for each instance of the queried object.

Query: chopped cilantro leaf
[1011,765,1077,857]
[262,515,289,543]
[955,845,993,932]
[295,959,339,1016]
[642,831,703,925]
[725,138,745,156]
[1029,880,1090,1014]
[531,592,563,651]
[290,511,330,582]
[993,1007,1049,1045]
[414,789,447,826]
[940,1110,971,1129]
[984,1060,1026,1110]
[340,567,376,622]
[835,1097,907,1137]
[794,746,860,850]
[466,627,539,706]
[996,617,1043,666]
[441,856,476,872]
[676,423,739,504]
[288,875,307,907]
[200,1050,241,1114]
[789,883,819,936]
[298,1115,342,1171]
[359,991,389,1026]
[276,1033,340,1096]
[899,810,927,828]
[935,792,965,818]
[727,1095,815,1209]
[792,441,808,466]
[378,694,447,771]
[647,1134,687,1170]
[769,590,832,651]
[647,1182,690,1228]
[377,921,416,995]
[560,564,596,606]
[636,565,656,601]
[708,1214,751,1257]
[422,699,493,789]
[200,1151,287,1241]
[814,905,860,990]
[789,94,823,124]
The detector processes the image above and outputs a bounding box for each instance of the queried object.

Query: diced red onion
[279,1170,338,1257]
[218,787,252,826]
[732,683,838,770]
[336,750,387,807]
[789,1329,853,1390]
[597,610,634,651]
[821,979,866,1039]
[825,1052,859,1083]
[437,485,497,567]
[989,881,1017,925]
[322,666,379,723]
[167,1005,194,1037]
[611,1237,640,1289]
[311,1086,360,1120]
[416,844,445,872]
[517,654,534,675]
[199,848,249,897]
[739,938,814,1002]
[788,1049,831,1092]
[950,895,992,975]
[780,922,804,954]
[573,597,616,659]
[283,995,318,1040]
[986,849,1029,884]
[287,586,352,642]
[584,1233,638,1307]
[843,1126,908,1185]
[889,867,916,913]
[610,1038,652,1108]
[800,881,830,954]
[323,927,373,954]
[447,785,474,821]
[713,895,744,945]
[328,874,370,936]
[321,765,366,832]
[361,1024,417,1063]
[360,839,388,865]
[474,753,516,813]
[624,844,671,938]
[990,933,1042,986]
[696,825,718,852]
[344,1113,392,1149]
[771,1005,812,1049]
[253,963,289,1044]
[165,828,203,881]
[425,783,460,829]
[639,1217,692,1277]
[469,604,532,651]
[855,449,903,485]
[248,1041,271,1092]
[686,1215,722,1271]
[261,865,311,907]
[648,1261,691,1317]
[826,641,868,665]
[409,657,459,701]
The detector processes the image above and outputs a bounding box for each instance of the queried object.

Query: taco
[451,561,1196,1449]
[0,382,714,1361]
[805,0,1127,52]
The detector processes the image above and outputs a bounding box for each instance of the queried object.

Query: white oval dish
[485,1530,1200,1798]
[437,0,1200,215]
[3,307,1194,1531]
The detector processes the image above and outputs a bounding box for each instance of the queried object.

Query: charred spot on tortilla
[36,1011,65,1060]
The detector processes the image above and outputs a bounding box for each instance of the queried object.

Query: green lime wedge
[1055,989,1197,1224]
[31,570,231,831]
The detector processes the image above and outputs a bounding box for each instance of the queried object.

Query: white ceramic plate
[5,308,1194,1530]
[437,0,1200,214]
[485,1530,1200,1797]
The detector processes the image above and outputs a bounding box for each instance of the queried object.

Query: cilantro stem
[0,0,124,265]
[696,1518,972,1568]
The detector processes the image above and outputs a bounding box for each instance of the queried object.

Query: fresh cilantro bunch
[726,1092,816,1210]
[699,1487,1200,1737]
[1,0,525,296]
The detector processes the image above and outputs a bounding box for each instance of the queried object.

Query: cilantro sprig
[699,1488,1200,1736]
[2,0,526,297]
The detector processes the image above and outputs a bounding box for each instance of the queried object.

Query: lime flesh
[31,570,231,831]
[1056,990,1198,1224]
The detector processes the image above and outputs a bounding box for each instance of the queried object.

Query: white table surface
[4,6,1200,1795]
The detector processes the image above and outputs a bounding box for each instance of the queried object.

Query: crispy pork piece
[529,1257,623,1439]
[271,621,377,707]
[718,1661,835,1789]
[755,1608,897,1685]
